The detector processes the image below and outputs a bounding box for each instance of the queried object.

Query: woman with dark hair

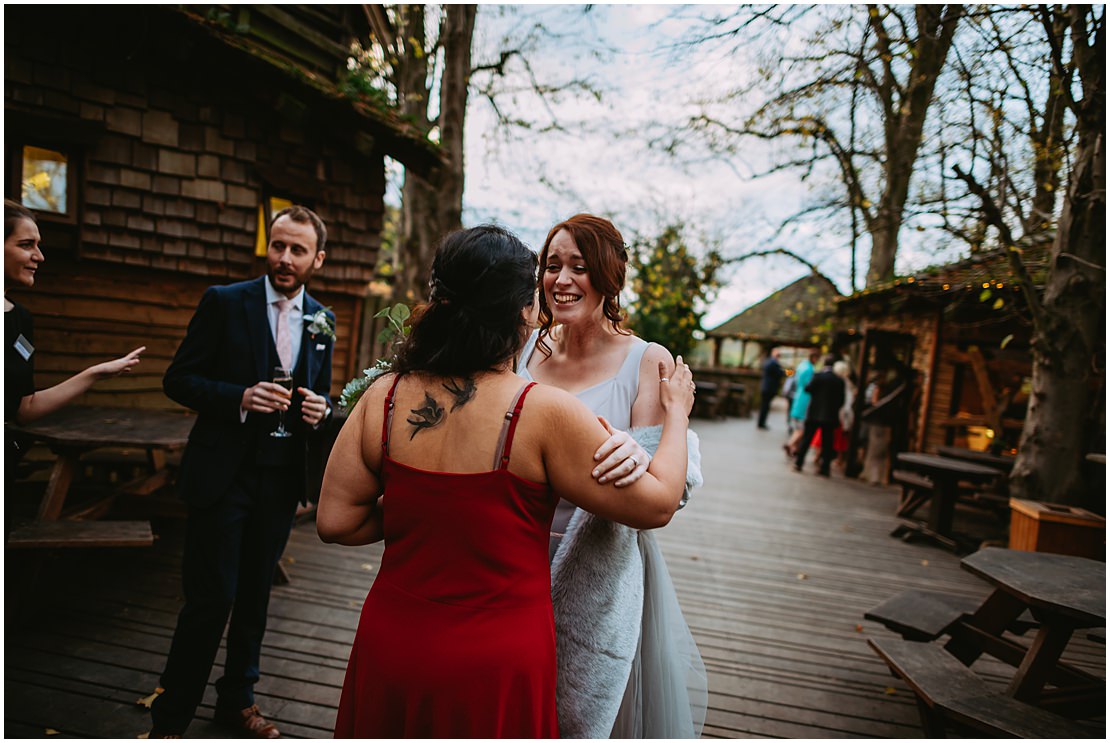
[518,214,707,738]
[4,199,144,487]
[317,225,696,738]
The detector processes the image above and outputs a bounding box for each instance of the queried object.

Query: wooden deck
[5,406,1105,738]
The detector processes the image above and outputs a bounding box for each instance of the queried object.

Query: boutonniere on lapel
[305,307,336,342]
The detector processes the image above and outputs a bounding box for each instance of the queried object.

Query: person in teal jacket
[785,349,820,457]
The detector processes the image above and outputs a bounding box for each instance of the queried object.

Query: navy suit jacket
[804,368,846,424]
[164,276,334,507]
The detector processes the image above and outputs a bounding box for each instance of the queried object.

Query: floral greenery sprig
[338,303,412,411]
[306,307,337,341]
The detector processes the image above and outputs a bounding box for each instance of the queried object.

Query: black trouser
[152,464,299,735]
[757,390,775,427]
[794,419,837,475]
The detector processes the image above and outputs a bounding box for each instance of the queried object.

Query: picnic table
[7,406,194,548]
[865,547,1105,736]
[891,452,1004,552]
[947,548,1105,708]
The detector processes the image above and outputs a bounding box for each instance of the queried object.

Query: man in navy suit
[150,206,334,739]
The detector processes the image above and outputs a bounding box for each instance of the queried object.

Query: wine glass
[271,366,294,438]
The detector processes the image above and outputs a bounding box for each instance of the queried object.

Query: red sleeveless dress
[333,379,559,738]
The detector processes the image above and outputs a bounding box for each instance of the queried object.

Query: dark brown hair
[393,225,538,377]
[272,205,327,253]
[4,199,35,239]
[535,214,630,357]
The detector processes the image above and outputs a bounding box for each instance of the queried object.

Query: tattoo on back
[407,392,444,440]
[442,377,476,411]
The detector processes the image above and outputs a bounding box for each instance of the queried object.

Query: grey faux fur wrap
[550,427,704,738]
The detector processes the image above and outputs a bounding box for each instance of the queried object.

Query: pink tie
[275,298,293,371]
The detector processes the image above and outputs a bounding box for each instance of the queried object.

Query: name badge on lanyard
[13,333,33,361]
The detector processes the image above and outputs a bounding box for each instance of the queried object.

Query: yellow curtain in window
[255,196,294,256]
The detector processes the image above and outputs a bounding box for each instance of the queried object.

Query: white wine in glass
[271,366,294,438]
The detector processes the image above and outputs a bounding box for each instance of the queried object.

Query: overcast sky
[391,5,970,328]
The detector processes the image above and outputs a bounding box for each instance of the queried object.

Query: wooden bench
[864,589,981,641]
[7,520,154,549]
[692,382,723,419]
[866,589,1037,642]
[721,383,751,418]
[867,637,1094,738]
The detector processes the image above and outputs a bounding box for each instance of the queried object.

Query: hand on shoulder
[633,342,676,427]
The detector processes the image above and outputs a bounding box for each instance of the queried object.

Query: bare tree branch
[952,164,1047,328]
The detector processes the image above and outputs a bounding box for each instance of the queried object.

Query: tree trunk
[397,5,476,303]
[865,5,962,286]
[1009,7,1105,505]
[1022,8,1069,246]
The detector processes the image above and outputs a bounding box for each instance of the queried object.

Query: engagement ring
[660,376,669,382]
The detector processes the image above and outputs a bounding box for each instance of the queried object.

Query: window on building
[20,145,70,215]
[255,196,295,257]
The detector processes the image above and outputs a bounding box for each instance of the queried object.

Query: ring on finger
[628,455,638,468]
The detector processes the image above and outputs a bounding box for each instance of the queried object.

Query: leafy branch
[338,303,413,411]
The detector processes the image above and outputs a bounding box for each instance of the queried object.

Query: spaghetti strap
[382,375,403,454]
[492,382,537,470]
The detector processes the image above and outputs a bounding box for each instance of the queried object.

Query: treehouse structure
[5,5,442,407]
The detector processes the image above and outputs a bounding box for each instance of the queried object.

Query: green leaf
[979,289,992,302]
[377,327,394,345]
[390,304,411,323]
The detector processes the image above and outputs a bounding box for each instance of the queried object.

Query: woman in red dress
[318,225,695,738]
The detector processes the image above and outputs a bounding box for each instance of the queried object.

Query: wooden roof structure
[707,273,841,347]
[837,245,1051,323]
[173,5,445,181]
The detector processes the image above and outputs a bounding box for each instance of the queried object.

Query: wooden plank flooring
[4,406,1104,738]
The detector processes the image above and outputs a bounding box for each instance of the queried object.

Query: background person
[833,359,857,471]
[148,206,334,739]
[793,355,846,477]
[4,199,144,504]
[317,225,695,738]
[757,347,785,430]
[784,348,820,458]
[517,214,707,738]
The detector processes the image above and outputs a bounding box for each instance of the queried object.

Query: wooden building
[704,273,841,368]
[835,246,1050,462]
[5,5,443,409]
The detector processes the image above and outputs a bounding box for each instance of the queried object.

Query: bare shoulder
[639,341,676,375]
[349,372,398,423]
[522,382,603,429]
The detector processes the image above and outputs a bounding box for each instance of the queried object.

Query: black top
[760,356,785,393]
[5,300,35,424]
[804,368,845,423]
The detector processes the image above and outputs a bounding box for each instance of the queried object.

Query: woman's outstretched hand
[88,346,145,379]
[592,416,651,487]
[659,355,694,418]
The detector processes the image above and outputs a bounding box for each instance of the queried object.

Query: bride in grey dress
[518,214,707,738]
